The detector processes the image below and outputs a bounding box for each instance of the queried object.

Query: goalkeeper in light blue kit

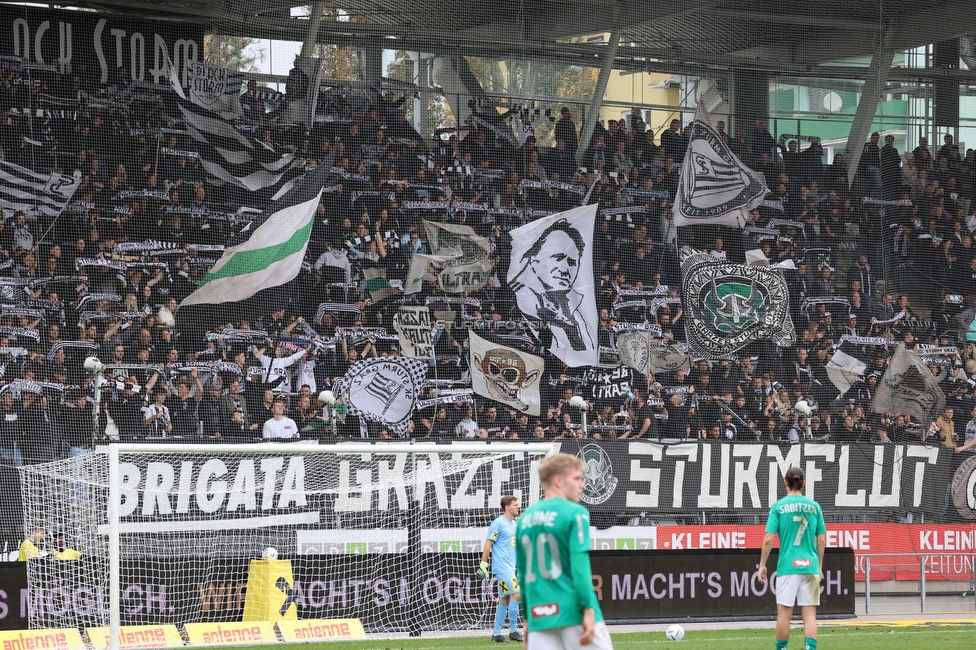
[479,495,522,642]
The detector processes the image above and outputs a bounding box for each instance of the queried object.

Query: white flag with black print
[616,330,690,375]
[422,221,494,293]
[871,344,946,423]
[469,332,544,416]
[333,357,428,436]
[673,104,768,227]
[393,306,435,359]
[403,247,462,294]
[185,61,245,120]
[508,204,599,367]
[825,348,867,396]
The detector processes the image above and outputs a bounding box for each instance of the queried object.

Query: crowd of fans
[2,56,976,463]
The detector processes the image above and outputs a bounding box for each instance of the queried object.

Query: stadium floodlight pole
[300,2,327,57]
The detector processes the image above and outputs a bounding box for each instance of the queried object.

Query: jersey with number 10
[515,497,603,632]
[765,493,826,576]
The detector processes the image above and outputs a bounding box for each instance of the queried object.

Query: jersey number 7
[792,515,809,546]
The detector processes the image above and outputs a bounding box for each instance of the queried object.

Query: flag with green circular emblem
[680,246,795,358]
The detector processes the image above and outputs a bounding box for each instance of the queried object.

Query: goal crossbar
[99,441,555,650]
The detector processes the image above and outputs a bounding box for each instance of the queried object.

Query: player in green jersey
[758,466,827,650]
[516,453,613,650]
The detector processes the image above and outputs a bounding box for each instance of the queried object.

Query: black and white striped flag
[0,160,80,219]
[168,61,306,194]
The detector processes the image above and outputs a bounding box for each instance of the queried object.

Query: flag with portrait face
[507,204,599,367]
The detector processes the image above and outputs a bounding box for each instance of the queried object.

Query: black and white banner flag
[404,247,462,295]
[579,366,634,402]
[469,332,544,416]
[169,62,308,193]
[280,56,324,128]
[185,61,245,120]
[393,306,435,359]
[0,6,203,84]
[0,160,80,219]
[673,104,768,227]
[334,358,428,436]
[681,246,795,359]
[617,331,690,376]
[825,348,867,396]
[508,205,599,367]
[872,344,946,423]
[422,221,494,293]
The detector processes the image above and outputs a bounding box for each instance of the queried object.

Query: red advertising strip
[652,524,976,582]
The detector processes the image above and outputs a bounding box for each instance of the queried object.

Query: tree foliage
[463,50,598,145]
[204,35,264,72]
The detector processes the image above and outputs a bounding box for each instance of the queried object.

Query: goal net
[18,442,553,644]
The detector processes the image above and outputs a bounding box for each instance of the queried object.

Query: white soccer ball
[666,624,685,641]
[263,547,278,560]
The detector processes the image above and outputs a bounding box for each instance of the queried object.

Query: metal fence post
[865,556,871,614]
[920,555,926,613]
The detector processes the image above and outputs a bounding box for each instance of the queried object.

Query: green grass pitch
[230,626,976,650]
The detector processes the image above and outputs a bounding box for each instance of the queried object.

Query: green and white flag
[181,193,319,306]
[180,191,321,307]
[363,267,400,303]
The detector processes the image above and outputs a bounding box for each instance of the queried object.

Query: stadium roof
[12,0,976,82]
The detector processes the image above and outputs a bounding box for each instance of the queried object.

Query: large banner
[15,444,975,540]
[592,549,855,621]
[2,549,854,631]
[102,448,545,529]
[556,440,969,521]
[17,556,502,632]
[586,523,976,583]
[0,6,203,85]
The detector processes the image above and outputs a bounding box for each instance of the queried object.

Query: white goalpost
[19,441,555,649]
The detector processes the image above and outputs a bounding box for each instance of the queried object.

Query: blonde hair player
[515,453,613,650]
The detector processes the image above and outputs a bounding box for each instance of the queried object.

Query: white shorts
[776,573,821,607]
[528,622,613,650]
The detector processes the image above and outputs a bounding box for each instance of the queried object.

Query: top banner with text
[0,5,203,85]
[557,441,973,521]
